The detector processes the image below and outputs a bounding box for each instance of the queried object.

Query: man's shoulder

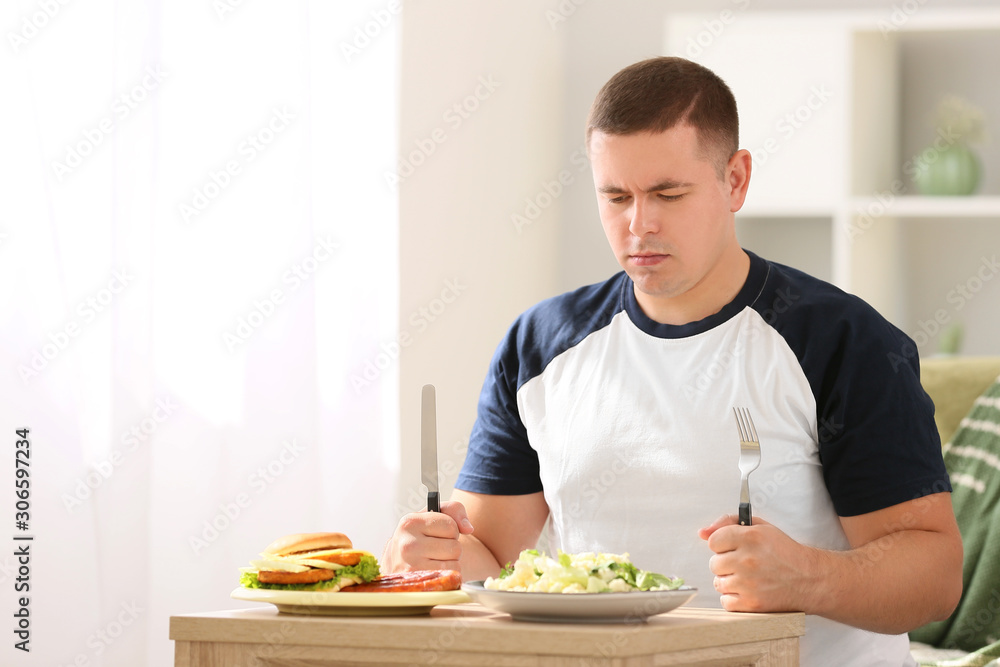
[755,256,917,379]
[758,259,893,334]
[495,272,627,387]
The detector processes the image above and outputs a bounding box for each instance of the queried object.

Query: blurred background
[2,0,999,664]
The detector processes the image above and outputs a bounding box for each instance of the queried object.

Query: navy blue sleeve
[760,264,951,517]
[454,316,543,495]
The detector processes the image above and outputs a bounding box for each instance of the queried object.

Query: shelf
[849,196,1000,218]
[737,205,835,219]
[878,9,1000,32]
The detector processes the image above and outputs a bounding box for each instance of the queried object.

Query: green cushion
[921,357,1000,445]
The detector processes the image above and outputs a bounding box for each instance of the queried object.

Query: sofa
[910,356,1000,667]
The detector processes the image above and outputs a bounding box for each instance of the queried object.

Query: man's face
[590,125,745,318]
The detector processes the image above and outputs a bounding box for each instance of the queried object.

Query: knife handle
[738,502,752,526]
[427,492,440,513]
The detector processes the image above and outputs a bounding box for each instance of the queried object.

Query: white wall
[397,1,566,512]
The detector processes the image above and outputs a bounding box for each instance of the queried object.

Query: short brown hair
[586,57,739,178]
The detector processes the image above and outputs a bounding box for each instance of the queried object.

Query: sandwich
[239,532,380,591]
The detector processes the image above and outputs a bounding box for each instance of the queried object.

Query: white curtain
[1,1,400,664]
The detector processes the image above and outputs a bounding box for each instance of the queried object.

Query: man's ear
[726,149,752,213]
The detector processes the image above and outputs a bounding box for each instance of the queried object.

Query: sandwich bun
[240,531,380,591]
[262,532,352,556]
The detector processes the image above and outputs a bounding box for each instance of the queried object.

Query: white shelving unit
[665,9,1000,356]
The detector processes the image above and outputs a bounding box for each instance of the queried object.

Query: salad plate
[461,581,697,623]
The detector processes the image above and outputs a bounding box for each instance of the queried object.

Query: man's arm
[822,491,963,631]
[702,491,963,634]
[381,489,549,582]
[452,489,549,581]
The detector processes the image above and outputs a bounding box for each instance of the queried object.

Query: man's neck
[634,247,751,326]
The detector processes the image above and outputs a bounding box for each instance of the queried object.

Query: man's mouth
[629,253,669,267]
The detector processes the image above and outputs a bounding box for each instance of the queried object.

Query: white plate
[231,587,471,616]
[460,581,697,623]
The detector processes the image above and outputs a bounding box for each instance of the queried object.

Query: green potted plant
[913,95,987,196]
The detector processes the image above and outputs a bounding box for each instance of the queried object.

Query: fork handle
[738,502,752,526]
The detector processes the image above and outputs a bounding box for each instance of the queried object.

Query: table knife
[421,384,440,512]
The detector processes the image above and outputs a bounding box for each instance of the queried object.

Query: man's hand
[382,490,549,582]
[699,514,820,613]
[699,493,963,634]
[381,501,475,574]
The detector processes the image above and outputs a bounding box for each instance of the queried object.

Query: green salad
[484,549,684,594]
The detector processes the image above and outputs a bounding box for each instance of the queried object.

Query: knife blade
[421,384,440,512]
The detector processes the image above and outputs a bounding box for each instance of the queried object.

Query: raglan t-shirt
[455,250,950,667]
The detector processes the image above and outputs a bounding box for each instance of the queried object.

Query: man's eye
[607,196,628,204]
[658,194,683,202]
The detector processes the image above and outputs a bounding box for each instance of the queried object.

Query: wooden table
[171,604,804,666]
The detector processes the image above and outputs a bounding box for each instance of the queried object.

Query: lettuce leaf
[239,554,380,591]
[635,569,683,591]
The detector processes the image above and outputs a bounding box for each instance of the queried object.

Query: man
[382,57,962,665]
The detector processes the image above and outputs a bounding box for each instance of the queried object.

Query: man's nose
[629,197,659,236]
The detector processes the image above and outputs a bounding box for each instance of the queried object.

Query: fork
[733,407,762,526]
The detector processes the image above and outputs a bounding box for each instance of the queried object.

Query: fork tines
[733,407,758,444]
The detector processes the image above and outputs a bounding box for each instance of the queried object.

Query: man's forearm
[457,533,504,582]
[807,529,962,634]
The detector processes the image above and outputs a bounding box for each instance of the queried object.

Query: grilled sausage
[343,570,462,592]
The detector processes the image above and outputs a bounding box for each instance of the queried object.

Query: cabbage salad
[484,549,684,594]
